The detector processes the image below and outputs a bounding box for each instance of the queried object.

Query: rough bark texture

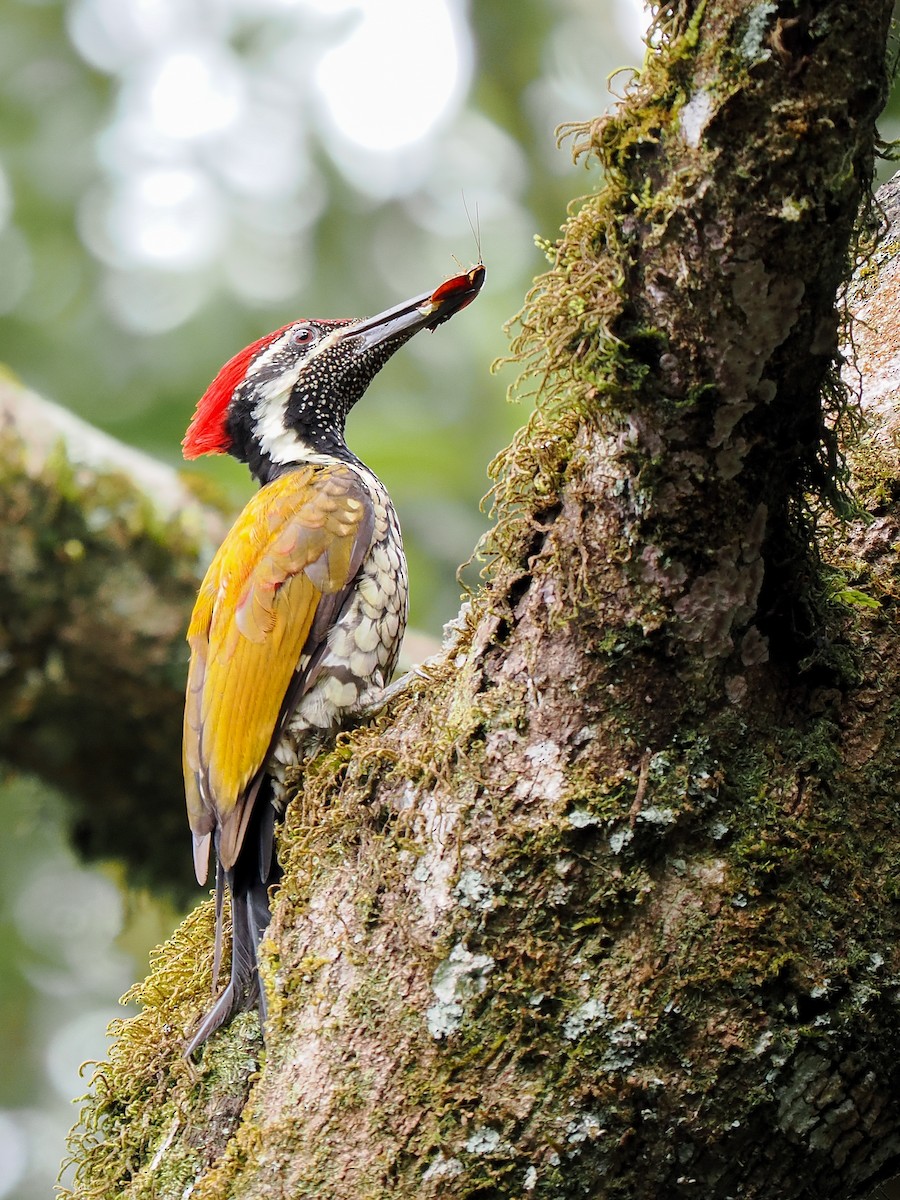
[64,3,900,1198]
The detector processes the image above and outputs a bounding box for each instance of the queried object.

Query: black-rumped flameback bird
[181,265,485,1054]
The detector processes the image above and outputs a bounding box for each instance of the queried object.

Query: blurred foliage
[0,0,640,634]
[1,0,896,631]
[0,1,898,1197]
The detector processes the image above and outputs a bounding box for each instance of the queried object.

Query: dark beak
[339,265,485,351]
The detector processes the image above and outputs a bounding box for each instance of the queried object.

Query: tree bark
[63,3,900,1198]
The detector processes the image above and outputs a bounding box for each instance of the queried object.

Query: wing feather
[183,465,373,879]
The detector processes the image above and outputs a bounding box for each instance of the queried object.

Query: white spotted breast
[270,461,408,775]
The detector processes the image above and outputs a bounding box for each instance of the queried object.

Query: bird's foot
[361,656,442,719]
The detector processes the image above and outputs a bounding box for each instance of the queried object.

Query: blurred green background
[0,1,897,1196]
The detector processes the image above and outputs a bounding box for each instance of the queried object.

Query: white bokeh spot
[315,0,465,151]
[147,47,243,139]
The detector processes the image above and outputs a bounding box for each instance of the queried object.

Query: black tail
[185,796,280,1057]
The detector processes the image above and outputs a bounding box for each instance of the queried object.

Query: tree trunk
[63,2,900,1197]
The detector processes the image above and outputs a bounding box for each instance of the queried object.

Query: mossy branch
[0,373,227,895]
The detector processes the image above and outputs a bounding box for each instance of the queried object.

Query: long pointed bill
[339,265,485,351]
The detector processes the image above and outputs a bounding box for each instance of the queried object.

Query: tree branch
[0,375,226,894]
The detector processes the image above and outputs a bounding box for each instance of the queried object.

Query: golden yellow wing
[183,464,372,882]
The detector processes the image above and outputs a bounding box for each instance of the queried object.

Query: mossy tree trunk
[65,2,900,1198]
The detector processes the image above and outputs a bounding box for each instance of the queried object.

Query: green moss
[61,899,263,1199]
[371,677,900,1193]
[61,3,900,1194]
[63,599,900,1194]
[483,155,675,575]
[0,424,217,897]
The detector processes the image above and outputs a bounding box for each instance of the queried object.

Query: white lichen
[454,868,494,911]
[515,739,567,804]
[740,3,778,60]
[465,1127,502,1155]
[563,998,610,1040]
[609,827,633,854]
[679,89,715,149]
[601,1019,647,1069]
[566,1112,604,1145]
[422,1154,464,1181]
[636,805,677,826]
[441,602,471,651]
[568,808,601,829]
[562,1000,647,1068]
[426,942,495,1039]
[407,791,459,927]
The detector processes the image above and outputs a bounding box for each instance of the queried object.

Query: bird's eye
[291,324,315,347]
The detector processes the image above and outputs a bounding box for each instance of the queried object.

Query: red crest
[182,324,291,459]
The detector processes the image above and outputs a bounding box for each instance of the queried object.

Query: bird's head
[183,266,485,482]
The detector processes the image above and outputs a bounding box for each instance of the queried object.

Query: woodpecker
[180,265,485,1054]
